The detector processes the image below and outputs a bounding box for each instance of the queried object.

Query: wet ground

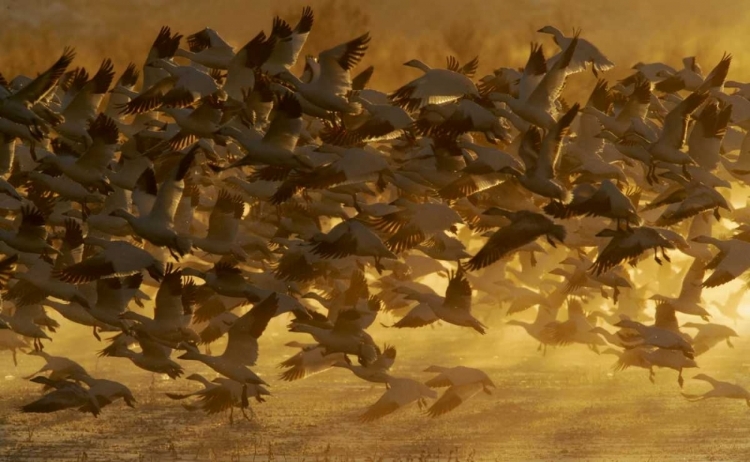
[1,318,749,461]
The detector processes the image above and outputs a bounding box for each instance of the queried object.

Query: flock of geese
[1,8,750,424]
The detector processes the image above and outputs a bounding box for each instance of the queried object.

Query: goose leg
[649,367,655,384]
[654,249,662,265]
[661,248,671,263]
[11,348,17,367]
[229,407,234,425]
[678,368,684,388]
[727,338,734,348]
[93,326,101,342]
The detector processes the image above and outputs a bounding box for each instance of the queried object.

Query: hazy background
[2,0,749,101]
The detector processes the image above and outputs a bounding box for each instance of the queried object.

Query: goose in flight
[391,269,486,334]
[0,48,75,136]
[683,322,739,356]
[591,226,678,275]
[650,258,710,320]
[278,342,347,382]
[490,37,579,129]
[261,7,315,76]
[614,319,695,359]
[176,28,235,70]
[517,104,579,202]
[691,235,750,288]
[21,376,101,417]
[110,151,195,259]
[389,58,479,111]
[278,33,370,113]
[167,373,269,424]
[177,293,279,386]
[465,210,565,271]
[683,374,750,406]
[537,26,614,76]
[423,365,495,417]
[360,376,437,422]
[334,344,396,384]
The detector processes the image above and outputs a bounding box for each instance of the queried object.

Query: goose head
[537,25,563,36]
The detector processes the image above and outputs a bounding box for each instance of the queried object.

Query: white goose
[692,235,750,288]
[538,26,614,76]
[278,341,346,381]
[490,37,578,128]
[278,33,370,113]
[683,374,750,406]
[423,365,495,418]
[261,7,314,76]
[390,58,479,112]
[359,376,437,422]
[111,151,195,259]
[391,269,486,334]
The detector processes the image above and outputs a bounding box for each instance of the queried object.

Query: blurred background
[1,0,748,101]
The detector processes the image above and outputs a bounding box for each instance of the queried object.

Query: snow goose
[105,63,140,120]
[0,48,75,135]
[23,351,88,383]
[54,237,165,283]
[645,176,730,227]
[176,28,235,70]
[309,218,397,272]
[191,189,248,260]
[278,341,347,381]
[0,204,58,255]
[102,330,184,379]
[81,275,144,339]
[648,92,708,178]
[142,26,182,90]
[111,151,194,259]
[517,104,579,202]
[682,322,739,356]
[544,299,607,352]
[423,365,494,417]
[168,373,269,423]
[56,59,115,146]
[584,78,651,138]
[692,235,750,288]
[177,293,279,386]
[278,33,370,113]
[215,93,309,169]
[538,26,613,76]
[261,7,314,75]
[614,319,694,359]
[73,373,136,411]
[369,200,462,253]
[21,376,101,417]
[650,258,710,320]
[543,180,640,228]
[223,31,276,102]
[127,59,221,117]
[290,309,378,364]
[391,269,486,334]
[413,98,511,145]
[591,226,678,275]
[683,374,750,406]
[687,101,731,171]
[359,376,437,422]
[490,37,578,128]
[333,344,396,384]
[465,210,565,271]
[0,304,52,351]
[322,93,413,146]
[270,145,391,204]
[389,58,479,112]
